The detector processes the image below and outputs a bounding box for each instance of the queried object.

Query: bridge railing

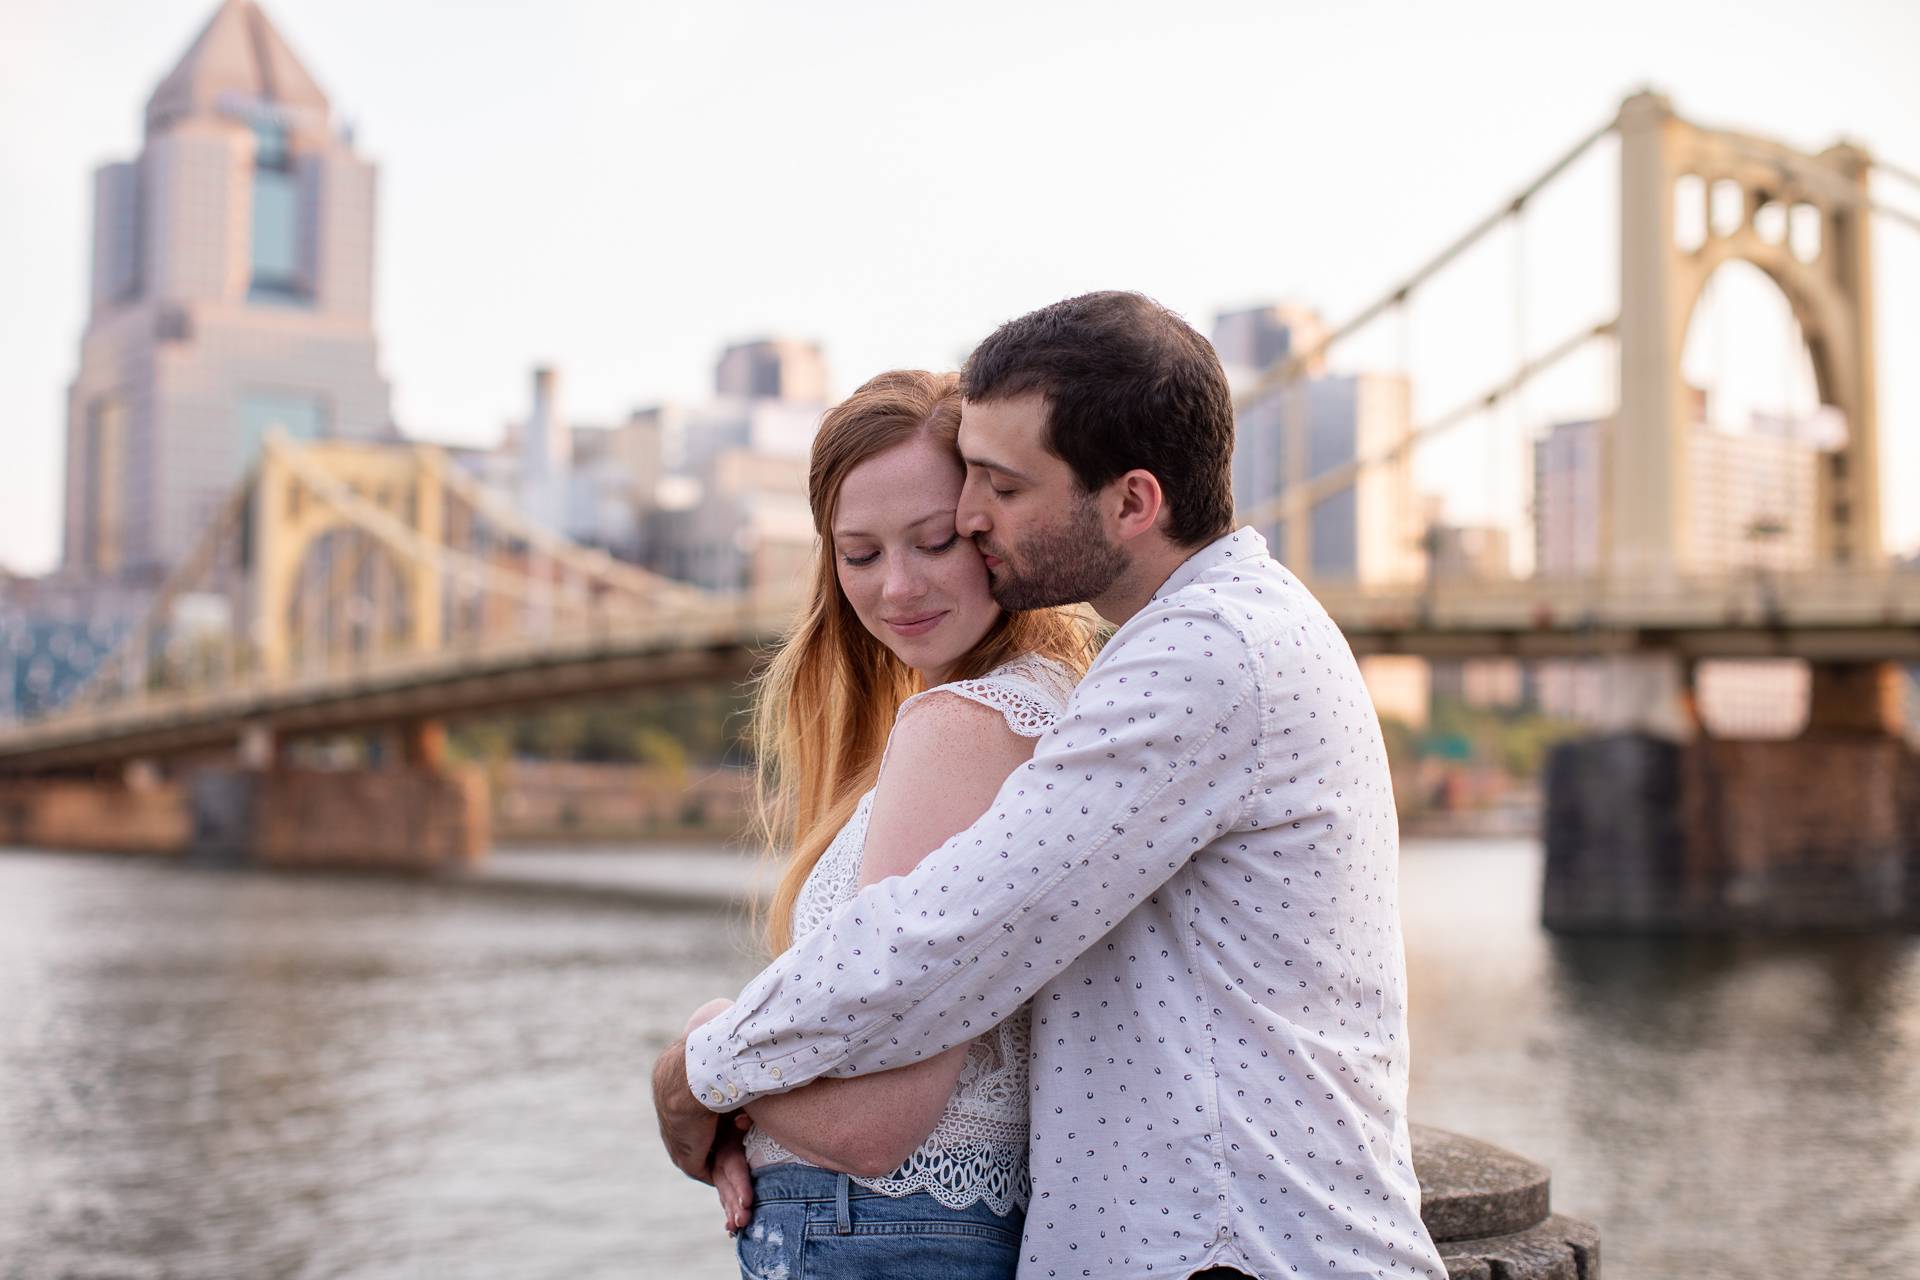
[1311,566,1920,647]
[0,593,806,761]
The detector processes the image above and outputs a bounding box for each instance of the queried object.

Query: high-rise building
[62,0,393,583]
[1211,302,1328,377]
[648,340,826,594]
[1532,403,1825,734]
[1214,304,1428,726]
[1532,419,1605,579]
[1533,407,1820,579]
[1212,304,1421,586]
[714,338,829,405]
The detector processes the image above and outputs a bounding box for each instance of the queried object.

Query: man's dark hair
[960,291,1236,547]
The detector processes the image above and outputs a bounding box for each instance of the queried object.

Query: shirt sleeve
[684,600,1260,1111]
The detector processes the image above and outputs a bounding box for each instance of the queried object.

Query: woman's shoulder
[898,652,1078,739]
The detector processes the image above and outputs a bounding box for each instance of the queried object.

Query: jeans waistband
[749,1163,893,1205]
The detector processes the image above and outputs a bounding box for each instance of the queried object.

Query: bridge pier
[1805,661,1906,735]
[189,763,489,871]
[1544,658,1917,931]
[0,771,190,854]
[399,717,448,769]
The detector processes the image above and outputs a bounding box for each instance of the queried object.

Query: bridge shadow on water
[1547,928,1919,1044]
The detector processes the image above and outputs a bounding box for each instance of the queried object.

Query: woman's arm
[738,694,1037,1177]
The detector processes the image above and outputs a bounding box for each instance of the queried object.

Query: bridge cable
[68,465,262,708]
[1235,114,1617,413]
[1237,319,1614,534]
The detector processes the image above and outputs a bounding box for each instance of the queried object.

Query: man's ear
[1108,469,1165,542]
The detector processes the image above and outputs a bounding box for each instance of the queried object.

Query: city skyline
[5,0,1919,575]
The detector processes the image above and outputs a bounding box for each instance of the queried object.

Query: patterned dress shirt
[688,528,1445,1280]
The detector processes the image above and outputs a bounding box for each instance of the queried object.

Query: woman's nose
[881,560,927,606]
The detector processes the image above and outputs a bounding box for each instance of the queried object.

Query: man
[656,292,1444,1279]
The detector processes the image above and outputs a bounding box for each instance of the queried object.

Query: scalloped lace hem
[747,1137,1030,1216]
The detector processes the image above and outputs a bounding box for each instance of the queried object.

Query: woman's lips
[885,611,947,637]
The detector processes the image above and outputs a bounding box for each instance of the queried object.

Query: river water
[1,840,1914,1279]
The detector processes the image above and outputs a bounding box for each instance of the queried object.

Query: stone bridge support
[189,763,488,871]
[1545,657,1916,931]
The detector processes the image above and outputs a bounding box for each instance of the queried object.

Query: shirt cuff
[684,1008,792,1112]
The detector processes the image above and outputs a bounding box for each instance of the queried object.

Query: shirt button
[707,1088,725,1105]
[769,1066,782,1080]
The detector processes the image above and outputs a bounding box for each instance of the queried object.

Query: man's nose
[956,473,991,537]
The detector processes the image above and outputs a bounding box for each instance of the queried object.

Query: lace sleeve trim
[894,653,1074,740]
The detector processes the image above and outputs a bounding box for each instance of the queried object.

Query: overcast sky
[3,0,1917,574]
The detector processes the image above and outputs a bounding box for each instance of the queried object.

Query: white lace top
[743,653,1076,1215]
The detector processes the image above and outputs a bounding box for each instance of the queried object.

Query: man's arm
[721,695,1033,1175]
[653,1002,729,1181]
[686,602,1259,1109]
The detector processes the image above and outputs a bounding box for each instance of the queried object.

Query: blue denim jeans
[736,1164,1022,1280]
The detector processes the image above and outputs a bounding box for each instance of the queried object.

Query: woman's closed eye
[841,533,959,568]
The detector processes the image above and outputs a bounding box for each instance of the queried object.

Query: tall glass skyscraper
[62,0,393,583]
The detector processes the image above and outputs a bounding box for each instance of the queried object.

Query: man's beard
[979,489,1127,612]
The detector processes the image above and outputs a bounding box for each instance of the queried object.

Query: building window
[248,123,306,303]
[239,391,328,470]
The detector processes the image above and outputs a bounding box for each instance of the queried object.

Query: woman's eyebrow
[832,509,955,540]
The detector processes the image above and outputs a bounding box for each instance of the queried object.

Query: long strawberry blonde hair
[751,369,1098,954]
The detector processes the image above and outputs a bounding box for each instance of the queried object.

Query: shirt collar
[1149,525,1270,604]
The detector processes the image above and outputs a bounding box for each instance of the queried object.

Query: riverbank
[468,843,764,911]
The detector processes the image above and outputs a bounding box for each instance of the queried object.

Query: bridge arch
[251,436,445,679]
[280,524,421,672]
[1677,258,1825,428]
[1673,203,1857,430]
[1613,91,1881,575]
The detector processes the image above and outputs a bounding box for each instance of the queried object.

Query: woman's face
[832,431,1001,685]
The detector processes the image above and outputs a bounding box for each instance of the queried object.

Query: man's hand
[652,1034,722,1182]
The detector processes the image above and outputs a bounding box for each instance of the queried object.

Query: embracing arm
[686,604,1260,1106]
[734,694,1038,1176]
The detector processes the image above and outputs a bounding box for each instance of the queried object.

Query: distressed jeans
[736,1164,1022,1280]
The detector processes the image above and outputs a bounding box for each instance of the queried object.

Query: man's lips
[981,552,1004,571]
[884,611,947,637]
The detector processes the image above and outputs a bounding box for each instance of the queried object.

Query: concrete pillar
[410,449,445,653]
[1412,1125,1600,1278]
[1610,89,1689,583]
[189,765,489,869]
[1805,661,1905,736]
[401,718,448,770]
[252,436,293,680]
[1814,143,1882,567]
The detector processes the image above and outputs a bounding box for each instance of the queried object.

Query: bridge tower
[251,433,445,680]
[1612,89,1882,578]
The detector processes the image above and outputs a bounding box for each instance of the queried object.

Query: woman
[679,369,1096,1279]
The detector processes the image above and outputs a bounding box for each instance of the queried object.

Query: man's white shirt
[688,527,1445,1279]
